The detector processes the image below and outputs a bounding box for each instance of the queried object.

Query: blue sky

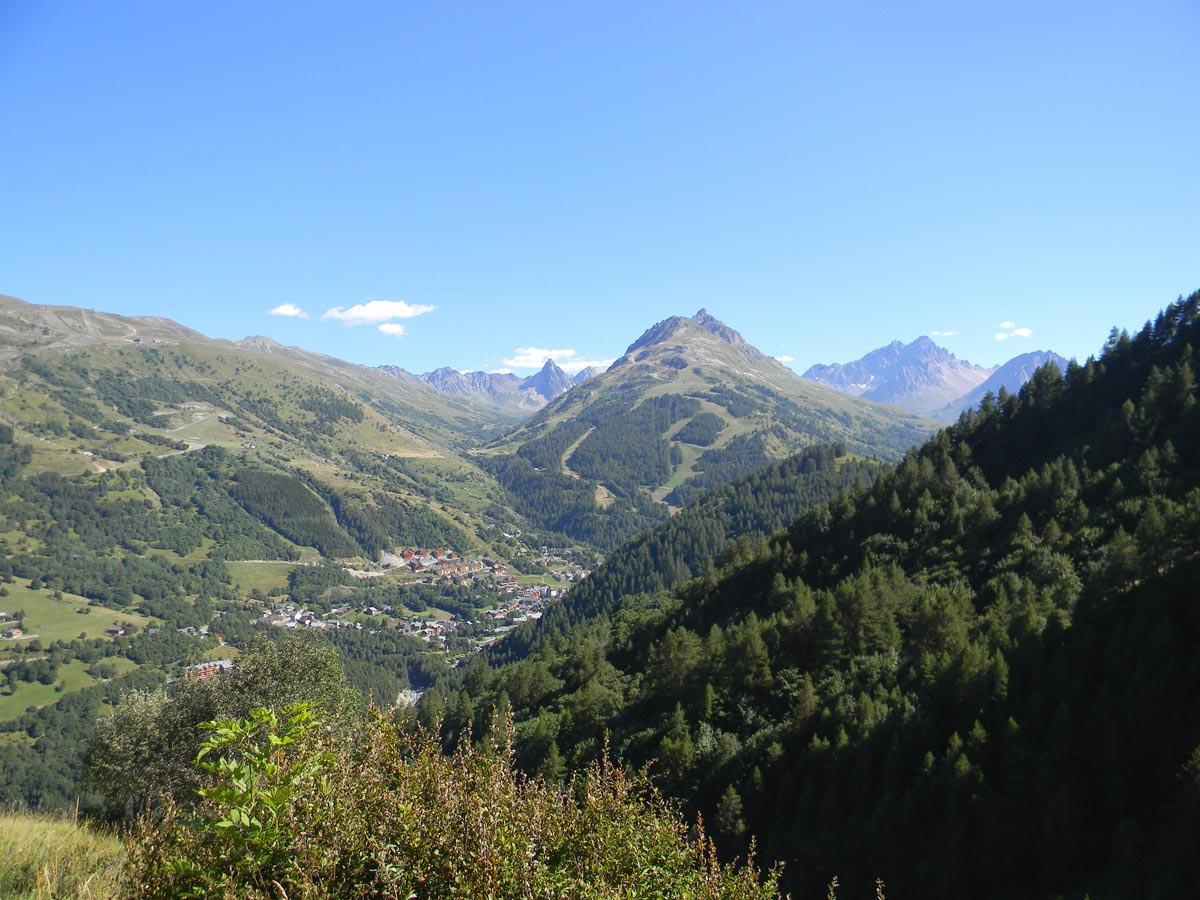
[1,1,1197,376]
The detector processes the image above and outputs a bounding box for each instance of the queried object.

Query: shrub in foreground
[122,703,783,900]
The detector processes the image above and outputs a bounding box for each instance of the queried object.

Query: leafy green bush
[123,705,783,900]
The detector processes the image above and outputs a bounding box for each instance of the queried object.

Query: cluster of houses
[250,600,460,646]
[176,624,213,639]
[486,587,559,624]
[247,588,566,647]
[197,545,597,653]
[549,563,589,584]
[183,659,234,681]
[380,548,513,587]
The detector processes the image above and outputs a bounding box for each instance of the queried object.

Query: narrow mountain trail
[559,426,616,508]
[559,428,593,480]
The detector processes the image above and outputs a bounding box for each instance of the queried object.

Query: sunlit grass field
[0,580,153,648]
[0,660,97,720]
[0,810,125,899]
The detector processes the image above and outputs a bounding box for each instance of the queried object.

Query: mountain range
[379,359,589,419]
[0,293,1068,556]
[3,282,1198,900]
[803,337,1068,419]
[0,294,936,560]
[440,290,1200,900]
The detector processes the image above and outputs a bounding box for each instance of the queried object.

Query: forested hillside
[491,443,880,663]
[481,309,936,550]
[442,292,1200,900]
[0,296,577,810]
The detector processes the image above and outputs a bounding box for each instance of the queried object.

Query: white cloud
[501,346,615,374]
[323,299,435,326]
[930,330,958,337]
[378,323,407,337]
[503,346,580,368]
[269,303,308,319]
[558,357,616,375]
[995,325,1034,340]
[999,320,1015,329]
[775,355,795,363]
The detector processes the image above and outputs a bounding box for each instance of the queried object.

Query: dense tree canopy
[82,633,358,820]
[439,291,1200,900]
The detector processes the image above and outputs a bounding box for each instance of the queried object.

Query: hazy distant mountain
[381,359,576,418]
[572,365,607,385]
[803,336,995,418]
[481,308,936,549]
[417,367,522,400]
[521,359,574,400]
[800,339,909,396]
[935,350,1070,420]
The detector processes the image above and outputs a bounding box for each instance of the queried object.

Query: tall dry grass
[0,808,125,899]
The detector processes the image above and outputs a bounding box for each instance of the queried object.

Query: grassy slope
[487,319,935,507]
[0,294,540,558]
[0,810,125,899]
[0,580,154,645]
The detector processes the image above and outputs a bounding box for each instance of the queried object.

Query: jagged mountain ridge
[379,358,579,418]
[803,336,1067,420]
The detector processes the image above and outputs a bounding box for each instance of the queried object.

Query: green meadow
[0,580,153,649]
[0,809,125,899]
[0,660,98,720]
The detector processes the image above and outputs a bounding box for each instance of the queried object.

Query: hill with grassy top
[479,309,937,550]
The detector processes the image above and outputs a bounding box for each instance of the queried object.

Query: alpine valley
[3,289,1198,900]
[0,294,933,808]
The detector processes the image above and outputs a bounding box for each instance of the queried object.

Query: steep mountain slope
[487,443,881,666]
[450,291,1200,900]
[935,349,1070,419]
[0,294,548,561]
[803,336,997,418]
[479,309,937,549]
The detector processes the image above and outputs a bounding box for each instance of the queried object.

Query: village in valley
[2,536,594,704]
[239,543,591,663]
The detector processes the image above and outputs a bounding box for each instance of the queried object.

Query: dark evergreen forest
[436,292,1200,900]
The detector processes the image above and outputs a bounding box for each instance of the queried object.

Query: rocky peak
[691,308,745,346]
[626,308,749,354]
[522,359,573,400]
[804,336,994,415]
